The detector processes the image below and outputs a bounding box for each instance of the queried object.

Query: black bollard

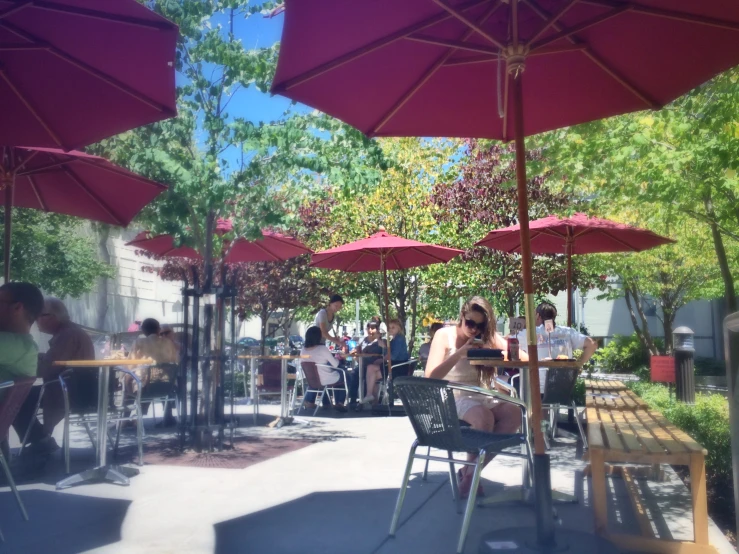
[674,326,695,404]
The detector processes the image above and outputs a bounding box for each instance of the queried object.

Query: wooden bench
[587,406,713,554]
[586,381,650,411]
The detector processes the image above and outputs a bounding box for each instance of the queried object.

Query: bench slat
[621,411,665,455]
[649,411,706,455]
[634,410,690,456]
[610,410,644,452]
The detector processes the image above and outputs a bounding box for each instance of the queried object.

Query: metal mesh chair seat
[390,377,533,554]
[458,428,525,453]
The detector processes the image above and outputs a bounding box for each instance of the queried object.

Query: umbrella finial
[378,225,386,232]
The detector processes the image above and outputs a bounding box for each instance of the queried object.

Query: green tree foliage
[548,68,739,311]
[1,210,113,297]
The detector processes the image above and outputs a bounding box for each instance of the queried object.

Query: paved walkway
[0,403,733,554]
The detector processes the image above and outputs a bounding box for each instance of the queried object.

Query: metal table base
[56,363,139,490]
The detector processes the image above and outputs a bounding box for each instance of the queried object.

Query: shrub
[628,382,731,491]
[592,333,663,375]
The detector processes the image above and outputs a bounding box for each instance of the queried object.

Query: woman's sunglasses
[463,318,486,332]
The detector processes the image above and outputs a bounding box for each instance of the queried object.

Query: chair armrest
[391,358,417,369]
[0,380,14,390]
[495,377,517,397]
[448,382,527,411]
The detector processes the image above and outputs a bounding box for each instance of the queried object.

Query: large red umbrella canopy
[127,232,200,260]
[272,0,739,140]
[476,213,674,254]
[2,147,166,227]
[310,228,462,271]
[0,0,177,150]
[225,232,313,264]
[127,230,312,263]
[476,213,674,324]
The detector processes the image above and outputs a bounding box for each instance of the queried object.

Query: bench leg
[590,449,608,536]
[690,455,709,545]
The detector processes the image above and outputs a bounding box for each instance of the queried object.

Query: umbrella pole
[3,174,13,283]
[512,73,554,546]
[381,254,393,412]
[566,238,573,327]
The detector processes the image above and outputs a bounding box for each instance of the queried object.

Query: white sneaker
[361,395,375,404]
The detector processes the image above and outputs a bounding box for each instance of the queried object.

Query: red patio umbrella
[0,0,177,150]
[2,147,167,280]
[127,230,312,263]
[272,1,739,549]
[311,227,463,376]
[127,231,200,260]
[476,213,675,325]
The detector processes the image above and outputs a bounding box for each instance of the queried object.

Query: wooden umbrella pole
[512,74,546,457]
[381,253,392,377]
[566,231,574,327]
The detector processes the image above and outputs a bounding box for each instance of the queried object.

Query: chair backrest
[300,362,323,390]
[0,377,36,440]
[258,361,282,391]
[542,367,579,405]
[393,377,466,451]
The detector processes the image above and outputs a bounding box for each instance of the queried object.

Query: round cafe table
[53,358,153,490]
[239,355,307,427]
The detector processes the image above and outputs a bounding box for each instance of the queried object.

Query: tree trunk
[661,309,675,355]
[704,193,737,312]
[95,225,111,331]
[623,283,659,355]
[260,306,268,356]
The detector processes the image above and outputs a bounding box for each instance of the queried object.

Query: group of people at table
[303,293,597,498]
[0,281,181,473]
[0,282,596,492]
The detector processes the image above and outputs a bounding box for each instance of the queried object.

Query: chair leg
[0,451,28,521]
[572,401,588,449]
[20,386,46,457]
[64,414,70,475]
[113,420,122,460]
[136,394,144,466]
[457,450,484,554]
[447,451,462,514]
[422,446,431,481]
[83,421,97,456]
[389,442,418,537]
[313,391,322,416]
[551,404,559,439]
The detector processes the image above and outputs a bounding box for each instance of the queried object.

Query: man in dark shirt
[14,297,94,455]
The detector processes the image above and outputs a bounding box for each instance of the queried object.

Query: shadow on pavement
[0,489,130,554]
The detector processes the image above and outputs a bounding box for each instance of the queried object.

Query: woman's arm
[425,329,474,379]
[319,345,340,368]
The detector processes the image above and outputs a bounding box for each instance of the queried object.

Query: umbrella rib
[590,229,641,251]
[62,167,125,226]
[13,148,40,174]
[24,1,175,30]
[16,156,79,177]
[0,2,33,20]
[581,0,739,32]
[530,6,630,51]
[0,69,63,148]
[250,239,282,262]
[527,0,581,46]
[0,21,174,116]
[26,175,48,212]
[345,251,376,272]
[431,0,505,49]
[406,34,497,55]
[274,0,490,91]
[521,0,658,109]
[371,2,501,136]
[445,44,588,65]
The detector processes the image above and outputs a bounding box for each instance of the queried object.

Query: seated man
[0,282,43,385]
[14,296,94,456]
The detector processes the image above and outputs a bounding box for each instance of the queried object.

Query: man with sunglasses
[0,282,43,387]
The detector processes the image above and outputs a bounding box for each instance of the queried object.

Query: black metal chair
[541,367,586,447]
[390,377,533,554]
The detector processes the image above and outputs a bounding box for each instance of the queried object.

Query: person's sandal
[457,468,485,499]
[333,404,347,413]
